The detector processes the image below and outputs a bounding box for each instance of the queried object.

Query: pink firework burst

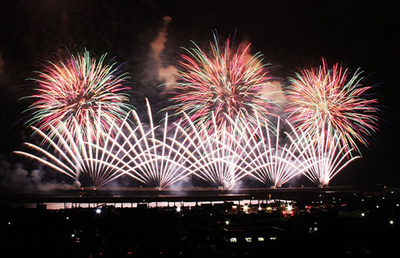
[166,34,277,134]
[286,59,378,153]
[26,50,132,138]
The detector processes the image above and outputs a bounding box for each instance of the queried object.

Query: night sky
[0,0,399,187]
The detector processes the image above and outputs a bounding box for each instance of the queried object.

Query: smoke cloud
[0,155,77,192]
[262,80,287,110]
[150,16,178,92]
[238,40,287,111]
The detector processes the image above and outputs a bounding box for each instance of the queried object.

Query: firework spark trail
[26,50,132,139]
[286,59,378,154]
[173,112,251,189]
[16,105,364,188]
[244,117,304,188]
[85,99,195,188]
[126,101,194,188]
[15,100,195,188]
[287,122,361,187]
[166,34,277,134]
[14,115,124,187]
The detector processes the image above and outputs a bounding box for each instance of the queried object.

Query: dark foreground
[1,186,399,257]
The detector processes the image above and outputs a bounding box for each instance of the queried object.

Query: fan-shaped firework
[92,100,193,189]
[16,100,194,188]
[15,101,363,188]
[166,34,276,133]
[288,123,360,187]
[26,50,132,138]
[245,117,304,188]
[14,115,124,187]
[286,59,378,153]
[176,112,251,189]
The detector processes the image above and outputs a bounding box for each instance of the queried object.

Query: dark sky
[0,0,399,186]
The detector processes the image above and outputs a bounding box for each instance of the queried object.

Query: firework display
[89,100,194,188]
[286,59,378,153]
[244,117,304,188]
[15,115,122,187]
[287,123,361,187]
[16,103,362,188]
[15,40,379,189]
[26,50,132,139]
[175,112,251,189]
[166,34,276,134]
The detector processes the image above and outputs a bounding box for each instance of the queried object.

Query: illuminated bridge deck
[0,185,387,209]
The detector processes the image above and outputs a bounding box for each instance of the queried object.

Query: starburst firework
[286,59,378,153]
[26,50,132,138]
[166,34,276,133]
